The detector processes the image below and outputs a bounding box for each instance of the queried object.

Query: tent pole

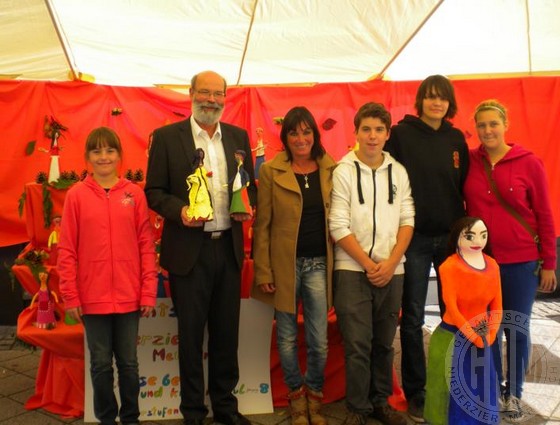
[372,0,445,80]
[44,0,78,81]
[524,0,533,75]
[236,0,259,86]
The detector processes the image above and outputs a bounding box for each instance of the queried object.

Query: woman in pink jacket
[58,127,157,425]
[464,100,557,423]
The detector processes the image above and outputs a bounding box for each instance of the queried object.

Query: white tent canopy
[2,0,560,87]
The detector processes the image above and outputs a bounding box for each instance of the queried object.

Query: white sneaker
[498,393,510,412]
[503,396,532,423]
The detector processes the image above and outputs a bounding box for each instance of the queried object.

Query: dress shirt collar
[190,115,222,140]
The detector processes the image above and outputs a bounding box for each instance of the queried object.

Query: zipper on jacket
[106,188,115,307]
[368,171,377,258]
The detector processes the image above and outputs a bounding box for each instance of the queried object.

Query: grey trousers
[333,270,403,414]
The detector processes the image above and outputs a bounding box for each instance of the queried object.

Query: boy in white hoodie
[329,102,414,425]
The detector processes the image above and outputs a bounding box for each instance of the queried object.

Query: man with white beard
[145,70,257,425]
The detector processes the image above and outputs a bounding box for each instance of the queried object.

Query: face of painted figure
[458,220,488,256]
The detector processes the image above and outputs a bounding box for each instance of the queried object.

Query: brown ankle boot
[287,386,309,425]
[306,387,327,425]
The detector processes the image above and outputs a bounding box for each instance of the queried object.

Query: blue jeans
[334,270,403,413]
[275,256,328,392]
[399,232,448,401]
[492,261,539,399]
[82,311,140,425]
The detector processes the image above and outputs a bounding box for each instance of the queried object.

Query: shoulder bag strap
[482,157,541,251]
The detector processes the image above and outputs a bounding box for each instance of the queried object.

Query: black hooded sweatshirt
[385,114,469,236]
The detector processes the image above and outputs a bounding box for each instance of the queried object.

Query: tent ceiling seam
[236,0,259,86]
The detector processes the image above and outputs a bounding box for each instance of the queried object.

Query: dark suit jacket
[145,118,257,275]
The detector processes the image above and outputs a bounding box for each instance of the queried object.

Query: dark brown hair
[353,102,392,132]
[85,127,123,160]
[415,74,458,119]
[280,106,325,161]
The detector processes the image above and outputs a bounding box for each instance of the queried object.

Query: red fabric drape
[2,77,559,247]
[16,302,85,418]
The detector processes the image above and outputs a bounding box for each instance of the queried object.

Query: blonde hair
[474,99,508,124]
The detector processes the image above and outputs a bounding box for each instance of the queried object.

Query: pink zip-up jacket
[57,176,157,314]
[464,144,556,270]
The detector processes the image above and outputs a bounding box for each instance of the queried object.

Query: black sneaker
[184,420,204,425]
[407,397,425,423]
[213,412,251,425]
[370,405,406,425]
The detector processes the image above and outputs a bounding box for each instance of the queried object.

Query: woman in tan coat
[252,106,336,425]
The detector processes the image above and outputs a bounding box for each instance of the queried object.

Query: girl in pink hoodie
[58,127,157,425]
[464,100,556,423]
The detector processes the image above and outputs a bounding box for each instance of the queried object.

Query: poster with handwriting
[85,298,274,421]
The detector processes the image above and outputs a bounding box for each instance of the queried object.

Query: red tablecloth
[16,303,84,418]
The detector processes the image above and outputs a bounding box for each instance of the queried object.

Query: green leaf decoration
[13,249,49,283]
[25,140,36,156]
[18,190,26,217]
[3,261,18,292]
[50,178,76,190]
[40,178,79,227]
[42,184,53,228]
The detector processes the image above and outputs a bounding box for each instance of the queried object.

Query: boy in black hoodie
[385,75,469,423]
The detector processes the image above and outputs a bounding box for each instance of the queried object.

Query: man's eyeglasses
[195,89,226,100]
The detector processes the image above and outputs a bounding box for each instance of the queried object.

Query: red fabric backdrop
[1,77,559,247]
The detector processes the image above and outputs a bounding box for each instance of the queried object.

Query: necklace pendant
[304,175,309,189]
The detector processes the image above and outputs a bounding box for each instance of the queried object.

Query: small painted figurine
[31,272,59,330]
[47,215,61,265]
[252,127,267,179]
[229,150,252,216]
[185,148,213,221]
[41,116,67,183]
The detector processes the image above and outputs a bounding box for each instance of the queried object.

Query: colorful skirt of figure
[425,322,500,425]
